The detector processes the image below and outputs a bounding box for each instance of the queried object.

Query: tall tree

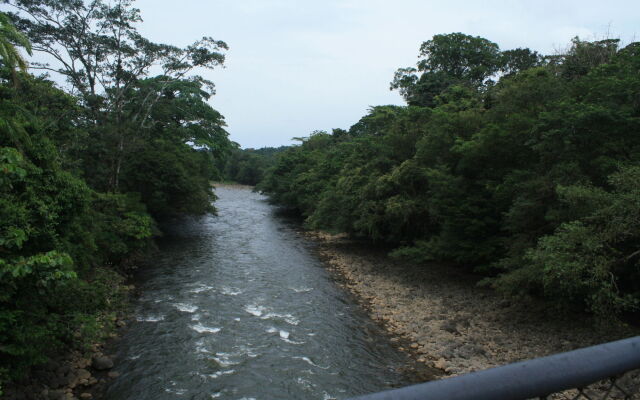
[391,33,501,106]
[3,0,229,189]
[499,48,544,76]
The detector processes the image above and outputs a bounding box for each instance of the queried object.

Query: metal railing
[349,336,640,400]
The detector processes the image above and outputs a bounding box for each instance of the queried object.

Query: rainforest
[1,1,639,399]
[258,34,640,319]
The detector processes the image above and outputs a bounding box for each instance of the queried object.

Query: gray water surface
[105,186,413,400]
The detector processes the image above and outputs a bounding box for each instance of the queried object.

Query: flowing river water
[105,186,415,400]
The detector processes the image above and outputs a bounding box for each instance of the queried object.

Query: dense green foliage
[260,34,640,320]
[221,146,288,186]
[0,2,231,388]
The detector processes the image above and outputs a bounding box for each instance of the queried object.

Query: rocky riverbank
[2,247,155,400]
[3,322,127,400]
[2,279,138,400]
[307,231,637,378]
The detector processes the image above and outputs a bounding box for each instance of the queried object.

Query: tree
[3,0,229,190]
[557,37,620,79]
[391,33,501,106]
[0,3,232,388]
[499,48,544,76]
[117,77,230,218]
[417,33,501,84]
[263,33,640,319]
[0,11,31,72]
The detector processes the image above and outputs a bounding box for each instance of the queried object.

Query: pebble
[434,358,447,370]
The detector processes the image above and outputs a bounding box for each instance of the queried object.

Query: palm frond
[0,12,31,72]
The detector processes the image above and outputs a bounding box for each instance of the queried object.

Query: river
[105,186,414,400]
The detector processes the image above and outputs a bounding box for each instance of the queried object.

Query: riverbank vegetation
[259,33,640,321]
[0,1,231,391]
[219,146,287,186]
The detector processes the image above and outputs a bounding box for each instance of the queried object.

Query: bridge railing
[349,336,640,400]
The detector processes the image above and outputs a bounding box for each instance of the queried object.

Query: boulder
[91,356,113,370]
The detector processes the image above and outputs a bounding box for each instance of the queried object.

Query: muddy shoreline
[306,231,637,378]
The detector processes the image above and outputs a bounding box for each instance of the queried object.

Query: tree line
[0,0,232,389]
[219,146,288,186]
[258,33,640,322]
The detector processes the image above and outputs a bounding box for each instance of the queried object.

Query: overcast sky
[28,1,640,148]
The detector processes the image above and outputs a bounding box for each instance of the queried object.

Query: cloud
[22,0,640,148]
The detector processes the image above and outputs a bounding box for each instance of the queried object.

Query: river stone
[455,343,486,359]
[91,356,113,370]
[48,389,66,400]
[434,358,447,370]
[440,319,458,334]
[76,369,91,381]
